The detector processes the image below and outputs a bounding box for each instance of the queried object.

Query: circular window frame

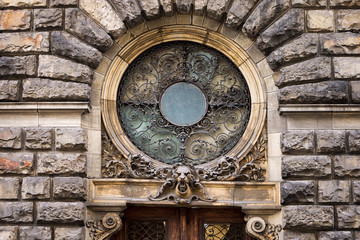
[102,25,266,169]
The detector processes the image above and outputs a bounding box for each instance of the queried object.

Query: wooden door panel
[111,207,249,240]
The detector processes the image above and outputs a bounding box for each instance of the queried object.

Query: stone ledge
[279,104,360,115]
[0,102,91,113]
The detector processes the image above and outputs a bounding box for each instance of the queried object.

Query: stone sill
[0,102,91,113]
[279,104,360,115]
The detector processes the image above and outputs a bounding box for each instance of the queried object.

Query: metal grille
[204,223,246,240]
[117,41,251,165]
[127,221,167,240]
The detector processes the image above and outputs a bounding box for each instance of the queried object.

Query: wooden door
[111,207,252,240]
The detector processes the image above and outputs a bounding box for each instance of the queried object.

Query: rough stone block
[352,81,360,103]
[34,9,63,30]
[278,81,348,104]
[283,231,316,240]
[354,181,360,203]
[0,80,20,101]
[19,226,51,240]
[318,180,350,203]
[0,55,36,77]
[25,128,52,150]
[138,0,159,19]
[337,10,360,32]
[110,0,142,26]
[337,205,360,229]
[56,128,87,151]
[0,0,46,7]
[283,205,334,229]
[37,202,84,223]
[50,0,77,7]
[335,155,360,178]
[242,0,290,38]
[79,0,126,38]
[321,33,360,55]
[0,10,31,31]
[54,227,84,240]
[281,180,314,204]
[22,177,50,200]
[257,9,304,52]
[23,78,91,101]
[206,0,231,20]
[319,231,352,240]
[281,130,315,154]
[0,32,49,53]
[65,8,113,51]
[38,55,93,84]
[0,177,19,200]
[159,0,172,15]
[53,177,86,199]
[0,202,33,223]
[330,0,360,7]
[0,128,21,149]
[226,0,258,28]
[307,10,334,32]
[334,57,360,79]
[0,152,33,175]
[275,57,331,87]
[0,226,18,240]
[51,31,102,68]
[267,33,318,70]
[349,130,360,153]
[282,155,331,178]
[37,152,86,175]
[292,0,326,7]
[317,130,346,153]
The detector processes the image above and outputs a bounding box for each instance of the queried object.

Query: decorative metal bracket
[149,164,216,204]
[86,213,122,240]
[245,217,282,240]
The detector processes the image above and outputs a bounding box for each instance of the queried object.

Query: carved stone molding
[86,213,122,240]
[245,217,282,240]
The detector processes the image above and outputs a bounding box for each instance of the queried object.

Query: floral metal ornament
[149,164,216,204]
[245,217,282,240]
[86,213,122,240]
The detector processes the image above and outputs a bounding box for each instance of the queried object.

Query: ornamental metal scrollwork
[86,213,122,240]
[245,217,282,240]
[117,41,251,165]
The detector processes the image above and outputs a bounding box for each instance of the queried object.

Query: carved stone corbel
[86,213,122,240]
[245,217,282,240]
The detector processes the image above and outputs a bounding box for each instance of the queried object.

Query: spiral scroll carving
[86,213,122,240]
[245,217,282,240]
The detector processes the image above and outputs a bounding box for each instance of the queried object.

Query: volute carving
[86,213,122,240]
[245,217,282,240]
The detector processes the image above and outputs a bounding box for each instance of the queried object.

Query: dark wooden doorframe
[111,207,252,240]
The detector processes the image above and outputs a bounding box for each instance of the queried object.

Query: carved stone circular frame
[101,25,266,169]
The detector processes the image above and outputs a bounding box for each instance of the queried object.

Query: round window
[117,41,251,165]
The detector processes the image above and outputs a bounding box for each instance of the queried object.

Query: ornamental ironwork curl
[117,41,251,165]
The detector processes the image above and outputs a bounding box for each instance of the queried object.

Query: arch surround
[101,25,266,170]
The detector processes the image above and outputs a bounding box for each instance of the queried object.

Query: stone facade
[0,0,359,239]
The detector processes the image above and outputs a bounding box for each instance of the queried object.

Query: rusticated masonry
[0,0,359,239]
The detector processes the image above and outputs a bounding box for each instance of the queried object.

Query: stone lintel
[88,179,280,210]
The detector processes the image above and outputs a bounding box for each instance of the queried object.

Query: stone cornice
[279,104,360,115]
[0,102,91,113]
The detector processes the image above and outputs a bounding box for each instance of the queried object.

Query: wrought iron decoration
[117,41,251,165]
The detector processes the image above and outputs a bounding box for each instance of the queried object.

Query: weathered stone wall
[0,0,359,239]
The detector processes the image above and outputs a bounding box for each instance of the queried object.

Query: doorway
[111,207,252,240]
